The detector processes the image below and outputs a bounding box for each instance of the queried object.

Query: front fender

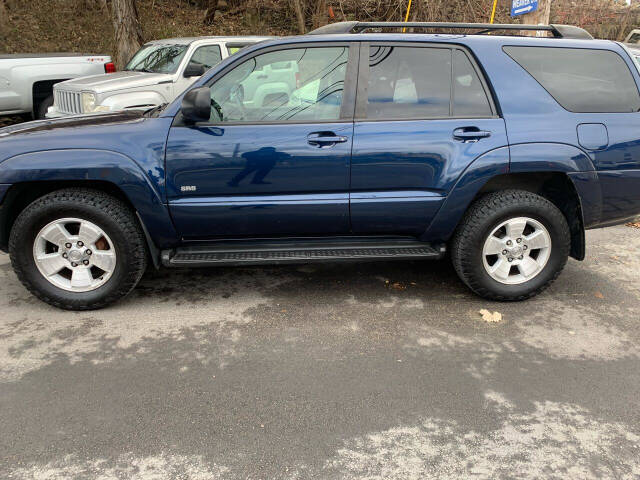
[100,91,169,111]
[0,149,179,248]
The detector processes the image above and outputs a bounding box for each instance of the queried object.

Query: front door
[166,43,356,240]
[350,43,508,235]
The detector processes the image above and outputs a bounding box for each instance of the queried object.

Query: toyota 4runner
[1,21,639,310]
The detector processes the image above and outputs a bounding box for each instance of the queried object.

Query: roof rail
[308,21,593,40]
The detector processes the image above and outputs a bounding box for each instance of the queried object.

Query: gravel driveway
[1,226,639,479]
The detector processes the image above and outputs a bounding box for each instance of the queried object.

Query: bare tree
[111,0,143,68]
[203,0,220,24]
[0,0,8,37]
[290,0,306,34]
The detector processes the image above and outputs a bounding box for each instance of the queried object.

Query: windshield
[124,44,189,74]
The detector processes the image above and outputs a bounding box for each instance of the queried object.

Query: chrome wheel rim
[482,216,552,285]
[32,217,117,292]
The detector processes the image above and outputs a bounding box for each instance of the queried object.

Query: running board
[162,238,446,267]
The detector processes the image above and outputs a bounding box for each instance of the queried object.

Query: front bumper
[45,106,70,119]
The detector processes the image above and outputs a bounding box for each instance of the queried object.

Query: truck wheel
[451,190,571,301]
[9,189,148,310]
[36,95,54,119]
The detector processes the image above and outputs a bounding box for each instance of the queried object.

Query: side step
[162,238,446,267]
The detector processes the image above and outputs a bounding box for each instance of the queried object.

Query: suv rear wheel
[451,190,571,301]
[9,188,148,310]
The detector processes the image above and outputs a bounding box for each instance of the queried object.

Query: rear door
[350,43,508,235]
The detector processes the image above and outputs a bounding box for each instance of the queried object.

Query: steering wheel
[210,98,224,122]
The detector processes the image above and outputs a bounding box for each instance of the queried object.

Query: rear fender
[421,146,510,242]
[510,143,602,228]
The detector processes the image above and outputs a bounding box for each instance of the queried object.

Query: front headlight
[81,92,111,113]
[81,92,97,113]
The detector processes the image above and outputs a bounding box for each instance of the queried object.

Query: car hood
[56,71,174,94]
[0,110,145,138]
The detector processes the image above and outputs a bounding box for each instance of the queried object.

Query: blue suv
[1,21,640,310]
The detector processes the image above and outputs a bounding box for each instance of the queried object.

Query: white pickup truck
[47,36,272,117]
[0,53,114,119]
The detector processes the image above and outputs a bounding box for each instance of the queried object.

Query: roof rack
[308,21,593,40]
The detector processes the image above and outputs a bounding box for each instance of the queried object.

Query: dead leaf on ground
[478,309,503,323]
[626,222,640,229]
[594,291,604,299]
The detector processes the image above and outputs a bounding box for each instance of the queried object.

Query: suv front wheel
[451,190,571,301]
[9,188,148,310]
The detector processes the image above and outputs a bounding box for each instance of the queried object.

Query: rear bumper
[597,169,640,228]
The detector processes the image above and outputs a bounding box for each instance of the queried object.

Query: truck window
[125,44,188,74]
[453,50,493,117]
[504,46,640,113]
[190,45,222,70]
[207,46,348,123]
[366,46,452,119]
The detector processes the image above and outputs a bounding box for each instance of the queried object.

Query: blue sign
[511,0,538,17]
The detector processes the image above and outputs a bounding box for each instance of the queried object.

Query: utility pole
[521,0,551,28]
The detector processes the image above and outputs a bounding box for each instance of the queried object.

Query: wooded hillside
[0,0,639,59]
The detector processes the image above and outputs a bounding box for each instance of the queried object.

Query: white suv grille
[54,90,83,114]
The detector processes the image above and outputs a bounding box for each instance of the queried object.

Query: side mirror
[181,86,211,123]
[183,61,207,78]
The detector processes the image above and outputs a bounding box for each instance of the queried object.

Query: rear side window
[366,46,493,119]
[367,46,451,119]
[453,50,493,117]
[504,46,640,113]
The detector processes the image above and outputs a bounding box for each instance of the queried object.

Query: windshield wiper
[125,67,155,73]
[144,103,168,117]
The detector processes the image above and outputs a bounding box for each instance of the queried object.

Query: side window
[190,45,223,70]
[367,46,451,119]
[453,50,493,117]
[226,44,247,55]
[207,46,349,123]
[504,46,640,113]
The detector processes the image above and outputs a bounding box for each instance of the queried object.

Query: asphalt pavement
[1,225,640,479]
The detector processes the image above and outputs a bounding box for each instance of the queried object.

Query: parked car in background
[3,22,640,310]
[625,28,640,44]
[46,36,272,117]
[0,53,114,119]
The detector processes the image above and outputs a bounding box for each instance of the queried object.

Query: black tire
[36,94,54,119]
[451,189,571,301]
[9,188,148,310]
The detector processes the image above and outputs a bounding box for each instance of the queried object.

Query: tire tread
[451,189,570,301]
[9,188,147,310]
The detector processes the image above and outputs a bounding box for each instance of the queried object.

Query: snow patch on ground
[8,453,229,480]
[327,400,640,479]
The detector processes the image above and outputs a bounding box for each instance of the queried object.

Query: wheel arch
[0,149,179,256]
[32,79,68,116]
[473,172,586,260]
[422,144,595,261]
[1,181,129,247]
